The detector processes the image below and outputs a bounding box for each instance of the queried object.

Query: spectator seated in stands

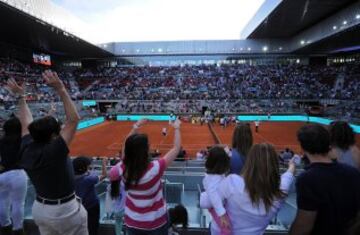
[279,148,294,163]
[73,157,107,235]
[201,143,296,235]
[290,124,360,235]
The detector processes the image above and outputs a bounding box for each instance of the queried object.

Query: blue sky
[51,0,265,43]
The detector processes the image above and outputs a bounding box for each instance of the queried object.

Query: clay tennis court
[70,120,360,158]
[70,121,215,157]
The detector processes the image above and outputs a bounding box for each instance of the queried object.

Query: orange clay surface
[70,121,215,157]
[70,121,360,158]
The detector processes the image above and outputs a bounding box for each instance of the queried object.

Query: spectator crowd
[0,69,360,235]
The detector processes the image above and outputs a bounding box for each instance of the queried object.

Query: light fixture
[356,14,360,19]
[300,40,305,45]
[262,46,268,52]
[333,25,337,30]
[279,47,283,51]
[158,48,162,52]
[343,20,347,25]
[247,47,251,51]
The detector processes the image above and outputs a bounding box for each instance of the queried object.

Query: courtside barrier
[77,117,105,130]
[117,115,171,121]
[237,115,360,134]
[114,114,360,134]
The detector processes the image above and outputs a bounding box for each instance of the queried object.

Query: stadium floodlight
[300,40,305,45]
[356,14,360,19]
[333,25,337,30]
[262,46,268,52]
[343,20,347,25]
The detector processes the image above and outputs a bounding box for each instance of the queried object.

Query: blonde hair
[242,143,285,212]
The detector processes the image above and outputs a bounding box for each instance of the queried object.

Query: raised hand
[42,70,65,92]
[135,119,148,127]
[5,78,25,95]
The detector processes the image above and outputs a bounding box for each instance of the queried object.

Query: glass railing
[24,164,299,233]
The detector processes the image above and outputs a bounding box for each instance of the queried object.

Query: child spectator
[105,175,126,235]
[203,146,231,235]
[201,143,296,235]
[168,204,188,235]
[73,157,107,235]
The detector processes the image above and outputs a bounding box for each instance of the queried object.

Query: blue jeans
[0,170,27,230]
[126,223,168,235]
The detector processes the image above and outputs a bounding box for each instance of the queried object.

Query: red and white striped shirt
[110,158,167,230]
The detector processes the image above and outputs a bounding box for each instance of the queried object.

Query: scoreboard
[33,53,51,66]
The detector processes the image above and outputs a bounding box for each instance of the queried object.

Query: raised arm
[99,158,108,181]
[163,119,181,167]
[6,78,33,136]
[122,119,148,157]
[42,70,80,145]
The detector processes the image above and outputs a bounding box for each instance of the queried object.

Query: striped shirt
[110,158,167,230]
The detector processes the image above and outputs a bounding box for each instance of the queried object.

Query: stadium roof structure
[240,0,360,54]
[243,0,357,39]
[0,1,113,59]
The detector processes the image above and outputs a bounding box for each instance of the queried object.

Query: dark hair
[2,117,22,143]
[1,117,22,156]
[169,204,188,228]
[123,134,150,190]
[242,143,285,212]
[28,116,61,143]
[232,123,253,157]
[329,121,355,151]
[297,124,330,155]
[110,180,121,199]
[72,157,92,175]
[205,146,230,174]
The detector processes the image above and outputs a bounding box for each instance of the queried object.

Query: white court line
[254,131,276,146]
[107,142,122,150]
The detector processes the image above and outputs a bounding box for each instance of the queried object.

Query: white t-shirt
[202,174,227,217]
[200,172,294,235]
